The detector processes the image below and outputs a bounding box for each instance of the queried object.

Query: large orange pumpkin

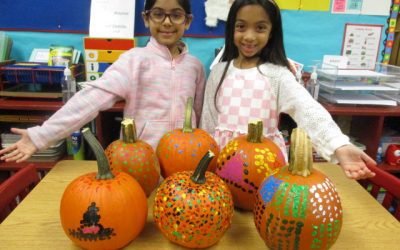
[216,119,285,211]
[153,151,234,248]
[60,128,148,250]
[105,118,160,196]
[156,97,219,178]
[254,128,343,250]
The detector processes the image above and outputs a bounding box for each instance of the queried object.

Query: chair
[0,164,40,223]
[358,164,400,221]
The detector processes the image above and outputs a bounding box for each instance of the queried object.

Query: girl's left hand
[335,144,376,180]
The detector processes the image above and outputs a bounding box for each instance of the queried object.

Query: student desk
[0,161,399,249]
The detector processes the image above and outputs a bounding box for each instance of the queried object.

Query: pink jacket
[28,37,206,150]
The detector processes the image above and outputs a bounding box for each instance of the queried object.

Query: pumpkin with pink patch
[215,119,285,211]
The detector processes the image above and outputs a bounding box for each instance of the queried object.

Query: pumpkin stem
[247,119,263,143]
[182,97,194,133]
[82,128,115,180]
[121,118,137,143]
[190,150,215,184]
[288,128,313,177]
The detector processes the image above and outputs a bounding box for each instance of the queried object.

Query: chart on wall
[341,23,383,69]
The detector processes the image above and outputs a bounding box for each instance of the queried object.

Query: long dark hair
[214,0,289,109]
[144,0,192,13]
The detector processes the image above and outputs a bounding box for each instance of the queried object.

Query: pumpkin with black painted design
[153,151,234,248]
[156,97,219,178]
[105,118,160,196]
[60,128,148,250]
[216,119,285,211]
[254,128,343,250]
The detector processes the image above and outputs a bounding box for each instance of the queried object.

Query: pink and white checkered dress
[214,65,287,158]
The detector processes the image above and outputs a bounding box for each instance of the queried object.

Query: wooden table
[0,161,399,249]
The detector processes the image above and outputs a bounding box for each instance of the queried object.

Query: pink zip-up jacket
[27,37,206,150]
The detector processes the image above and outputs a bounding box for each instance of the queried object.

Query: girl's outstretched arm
[0,128,37,163]
[335,144,376,180]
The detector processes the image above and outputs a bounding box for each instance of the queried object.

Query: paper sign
[361,0,391,16]
[332,0,346,13]
[322,55,349,69]
[89,0,135,38]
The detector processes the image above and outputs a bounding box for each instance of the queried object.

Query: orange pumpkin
[105,118,160,196]
[153,151,234,248]
[60,128,148,250]
[254,128,343,250]
[216,119,285,211]
[156,97,219,178]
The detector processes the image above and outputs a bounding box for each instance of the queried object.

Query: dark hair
[215,0,290,110]
[144,0,192,13]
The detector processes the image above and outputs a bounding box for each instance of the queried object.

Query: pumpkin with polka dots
[153,151,234,248]
[157,97,219,178]
[254,128,343,250]
[105,118,160,196]
[216,119,286,211]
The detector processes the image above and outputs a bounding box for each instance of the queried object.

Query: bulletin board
[0,0,391,67]
[0,0,225,37]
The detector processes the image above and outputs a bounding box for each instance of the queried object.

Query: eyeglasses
[144,8,190,25]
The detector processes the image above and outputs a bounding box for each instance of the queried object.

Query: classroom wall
[3,6,390,75]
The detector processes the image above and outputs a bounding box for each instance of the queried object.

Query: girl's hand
[335,144,376,180]
[0,128,37,163]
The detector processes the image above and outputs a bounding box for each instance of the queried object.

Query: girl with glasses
[0,0,206,163]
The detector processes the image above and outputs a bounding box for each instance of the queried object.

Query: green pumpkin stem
[247,119,263,143]
[121,118,137,143]
[182,97,194,133]
[190,150,215,184]
[82,128,115,180]
[288,128,313,177]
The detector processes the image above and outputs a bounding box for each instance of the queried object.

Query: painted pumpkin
[254,128,343,250]
[60,128,148,250]
[105,118,160,196]
[156,97,219,178]
[153,151,234,248]
[216,119,285,211]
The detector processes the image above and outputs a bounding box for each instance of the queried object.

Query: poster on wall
[89,0,135,38]
[341,23,383,69]
[332,0,391,15]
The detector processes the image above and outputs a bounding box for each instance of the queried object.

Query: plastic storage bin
[316,62,400,106]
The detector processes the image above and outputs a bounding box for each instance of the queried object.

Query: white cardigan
[200,62,350,163]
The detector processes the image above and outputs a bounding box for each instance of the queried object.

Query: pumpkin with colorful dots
[216,119,286,211]
[156,97,219,178]
[253,128,343,250]
[105,118,160,196]
[153,151,234,248]
[60,128,148,250]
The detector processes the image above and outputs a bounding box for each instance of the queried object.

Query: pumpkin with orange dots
[105,118,160,196]
[153,151,234,249]
[216,119,286,211]
[156,97,219,178]
[254,128,343,250]
[60,128,148,250]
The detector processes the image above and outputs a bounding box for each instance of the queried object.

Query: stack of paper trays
[1,133,65,162]
[316,62,400,106]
